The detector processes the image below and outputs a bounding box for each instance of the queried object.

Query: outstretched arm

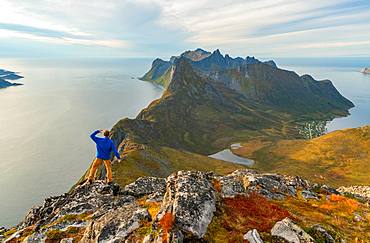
[111,141,121,159]
[90,130,100,143]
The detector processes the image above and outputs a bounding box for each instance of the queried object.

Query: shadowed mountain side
[207,64,353,117]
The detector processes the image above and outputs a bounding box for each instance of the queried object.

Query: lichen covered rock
[155,171,217,240]
[271,218,314,243]
[244,229,264,243]
[81,206,151,242]
[123,176,166,197]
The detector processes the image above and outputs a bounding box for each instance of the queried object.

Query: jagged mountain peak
[141,49,353,117]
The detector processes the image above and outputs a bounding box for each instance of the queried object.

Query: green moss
[65,226,81,234]
[135,226,152,237]
[63,213,90,221]
[46,229,66,240]
[3,228,17,238]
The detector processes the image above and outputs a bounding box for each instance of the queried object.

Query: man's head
[103,130,110,137]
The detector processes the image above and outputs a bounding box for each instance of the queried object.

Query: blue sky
[0,0,370,58]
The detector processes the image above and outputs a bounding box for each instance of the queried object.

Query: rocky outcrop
[308,225,335,243]
[3,169,367,242]
[154,171,216,240]
[244,229,264,243]
[337,185,370,201]
[271,218,314,243]
[123,176,166,197]
[81,206,151,242]
[218,169,311,199]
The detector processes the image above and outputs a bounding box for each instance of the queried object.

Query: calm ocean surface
[0,58,162,227]
[1,57,369,227]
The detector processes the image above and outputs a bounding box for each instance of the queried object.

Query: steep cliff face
[3,170,369,242]
[207,64,353,117]
[140,49,277,88]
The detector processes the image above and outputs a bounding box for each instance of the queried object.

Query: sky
[0,0,370,58]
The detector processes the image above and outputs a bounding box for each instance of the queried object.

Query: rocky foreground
[2,170,369,242]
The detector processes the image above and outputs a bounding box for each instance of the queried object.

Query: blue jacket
[90,130,120,160]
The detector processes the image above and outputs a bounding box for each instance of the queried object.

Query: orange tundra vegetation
[223,193,291,232]
[205,193,291,241]
[159,212,174,241]
[278,194,370,240]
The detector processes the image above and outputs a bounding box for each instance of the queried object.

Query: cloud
[0,0,369,57]
[153,0,370,56]
[0,0,129,49]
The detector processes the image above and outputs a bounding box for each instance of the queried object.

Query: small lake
[209,144,254,166]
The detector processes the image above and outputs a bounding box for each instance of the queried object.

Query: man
[87,129,120,184]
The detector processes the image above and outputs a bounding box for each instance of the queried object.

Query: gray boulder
[309,225,335,243]
[244,229,264,243]
[81,206,151,242]
[301,190,319,200]
[219,169,312,200]
[271,218,314,243]
[155,171,216,240]
[123,176,166,197]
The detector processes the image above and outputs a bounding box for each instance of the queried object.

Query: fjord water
[0,58,162,227]
[1,57,370,228]
[276,57,370,131]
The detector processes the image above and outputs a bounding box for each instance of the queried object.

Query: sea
[0,57,369,227]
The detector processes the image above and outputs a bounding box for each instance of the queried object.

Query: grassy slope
[111,146,246,186]
[205,193,370,242]
[233,126,370,187]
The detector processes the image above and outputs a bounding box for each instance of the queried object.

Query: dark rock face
[141,58,172,81]
[123,176,166,197]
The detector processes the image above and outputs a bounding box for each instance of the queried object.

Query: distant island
[0,68,24,88]
[361,67,370,74]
